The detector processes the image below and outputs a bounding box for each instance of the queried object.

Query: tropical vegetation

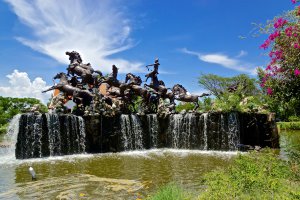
[0,97,47,135]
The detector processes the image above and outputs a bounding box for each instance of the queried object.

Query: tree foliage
[198,74,265,112]
[198,74,260,99]
[258,4,300,119]
[0,96,47,135]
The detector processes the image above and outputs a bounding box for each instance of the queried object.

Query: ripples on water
[0,148,236,199]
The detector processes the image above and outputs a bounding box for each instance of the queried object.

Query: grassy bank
[148,149,300,200]
[277,122,300,130]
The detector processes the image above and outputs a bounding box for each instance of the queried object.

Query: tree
[258,2,300,119]
[199,73,260,99]
[0,97,47,135]
[198,74,265,112]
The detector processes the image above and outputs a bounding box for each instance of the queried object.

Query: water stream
[0,112,286,199]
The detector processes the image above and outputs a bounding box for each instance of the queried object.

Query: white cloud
[5,0,143,73]
[180,48,256,75]
[236,50,248,58]
[0,70,51,104]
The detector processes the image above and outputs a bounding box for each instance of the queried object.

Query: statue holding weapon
[145,58,160,83]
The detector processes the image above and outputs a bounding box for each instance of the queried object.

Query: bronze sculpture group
[43,51,210,116]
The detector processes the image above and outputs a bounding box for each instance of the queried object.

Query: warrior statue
[145,58,160,86]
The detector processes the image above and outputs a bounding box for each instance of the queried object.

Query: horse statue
[65,51,102,85]
[42,72,94,106]
[125,73,142,85]
[144,72,167,96]
[172,84,210,110]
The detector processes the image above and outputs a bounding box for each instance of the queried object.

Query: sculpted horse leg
[42,85,59,93]
[193,100,199,111]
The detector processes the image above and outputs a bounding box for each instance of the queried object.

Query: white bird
[28,166,36,180]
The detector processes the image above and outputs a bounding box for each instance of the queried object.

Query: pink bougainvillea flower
[274,18,288,29]
[266,65,272,70]
[294,43,300,49]
[269,30,281,41]
[285,26,294,37]
[294,68,300,76]
[260,39,271,49]
[292,0,297,4]
[267,88,273,95]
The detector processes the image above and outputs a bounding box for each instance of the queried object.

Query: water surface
[0,148,234,199]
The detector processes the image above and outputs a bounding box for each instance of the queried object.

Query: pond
[0,129,299,199]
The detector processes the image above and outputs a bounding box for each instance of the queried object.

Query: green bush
[175,102,197,112]
[0,96,47,136]
[277,122,300,130]
[198,149,300,200]
[288,116,300,122]
[148,183,192,200]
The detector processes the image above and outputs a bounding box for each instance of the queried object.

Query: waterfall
[146,114,159,148]
[169,114,182,148]
[78,116,86,153]
[168,114,199,149]
[227,112,240,150]
[130,115,144,150]
[0,114,21,160]
[120,115,144,151]
[15,113,86,159]
[120,115,133,151]
[46,113,61,156]
[202,113,208,150]
[15,113,44,158]
[184,113,198,148]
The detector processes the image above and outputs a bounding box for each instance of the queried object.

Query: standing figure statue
[103,65,120,87]
[145,58,160,86]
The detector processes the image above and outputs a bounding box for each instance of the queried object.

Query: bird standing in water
[28,166,36,180]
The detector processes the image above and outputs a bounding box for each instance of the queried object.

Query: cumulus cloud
[180,48,256,75]
[0,70,51,104]
[5,0,143,73]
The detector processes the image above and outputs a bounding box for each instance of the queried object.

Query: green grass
[277,122,300,130]
[147,183,192,200]
[148,149,300,200]
[198,149,300,200]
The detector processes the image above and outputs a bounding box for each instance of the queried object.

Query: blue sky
[0,0,295,103]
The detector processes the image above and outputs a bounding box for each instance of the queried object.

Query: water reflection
[279,130,300,160]
[1,150,234,199]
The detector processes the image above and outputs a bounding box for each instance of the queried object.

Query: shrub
[148,183,192,200]
[198,149,300,200]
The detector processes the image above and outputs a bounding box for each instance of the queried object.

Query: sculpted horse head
[172,84,187,95]
[65,51,82,64]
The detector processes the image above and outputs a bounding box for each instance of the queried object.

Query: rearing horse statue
[42,72,94,106]
[65,51,102,85]
[172,84,210,110]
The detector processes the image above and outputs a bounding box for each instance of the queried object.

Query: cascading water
[0,114,21,161]
[120,115,133,151]
[15,113,86,159]
[130,115,144,150]
[201,113,208,150]
[78,116,86,152]
[120,115,144,151]
[15,113,44,159]
[146,114,159,148]
[227,112,240,150]
[6,112,273,158]
[46,113,61,156]
[168,113,199,149]
[169,114,182,148]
